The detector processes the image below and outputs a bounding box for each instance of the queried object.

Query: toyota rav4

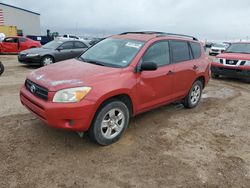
[20,31,210,145]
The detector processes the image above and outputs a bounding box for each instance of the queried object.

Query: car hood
[27,58,122,91]
[20,47,52,54]
[216,53,250,61]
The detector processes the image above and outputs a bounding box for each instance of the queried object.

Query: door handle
[166,70,174,75]
[193,65,198,70]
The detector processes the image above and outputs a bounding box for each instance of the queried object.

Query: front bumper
[211,62,250,79]
[18,55,41,65]
[20,86,96,132]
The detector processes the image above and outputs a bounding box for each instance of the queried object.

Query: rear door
[73,41,89,57]
[19,37,29,52]
[136,41,175,111]
[1,37,18,53]
[169,40,198,97]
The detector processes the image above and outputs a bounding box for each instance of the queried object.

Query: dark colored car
[0,36,41,54]
[18,39,90,66]
[20,31,210,145]
[211,42,250,81]
[88,38,105,46]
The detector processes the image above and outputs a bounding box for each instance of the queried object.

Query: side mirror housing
[57,46,63,51]
[140,62,157,71]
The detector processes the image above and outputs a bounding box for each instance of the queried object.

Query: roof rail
[120,31,165,35]
[120,31,198,41]
[157,33,198,41]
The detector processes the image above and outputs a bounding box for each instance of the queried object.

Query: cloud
[3,0,250,41]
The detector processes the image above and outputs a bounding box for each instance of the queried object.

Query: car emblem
[228,60,235,64]
[30,85,36,93]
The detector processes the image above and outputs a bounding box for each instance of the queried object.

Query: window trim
[140,40,171,68]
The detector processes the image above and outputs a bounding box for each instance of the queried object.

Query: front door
[136,41,174,112]
[1,37,18,53]
[55,41,75,61]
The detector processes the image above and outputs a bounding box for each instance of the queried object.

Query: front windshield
[226,43,250,54]
[79,38,144,67]
[42,40,63,49]
[213,43,225,48]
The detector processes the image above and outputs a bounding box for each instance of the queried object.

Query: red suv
[211,42,250,81]
[20,32,210,145]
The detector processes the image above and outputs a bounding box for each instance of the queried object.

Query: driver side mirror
[57,46,63,51]
[140,62,157,71]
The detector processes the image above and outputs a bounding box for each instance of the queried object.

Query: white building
[0,2,41,36]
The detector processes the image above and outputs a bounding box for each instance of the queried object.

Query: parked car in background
[57,34,82,40]
[20,31,210,145]
[26,35,54,45]
[209,43,227,56]
[88,38,105,46]
[18,39,90,66]
[0,36,41,53]
[211,42,250,81]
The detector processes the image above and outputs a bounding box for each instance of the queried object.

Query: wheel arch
[95,93,134,117]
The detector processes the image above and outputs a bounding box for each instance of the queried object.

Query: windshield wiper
[77,57,105,66]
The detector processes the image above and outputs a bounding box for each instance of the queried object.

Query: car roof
[111,31,199,43]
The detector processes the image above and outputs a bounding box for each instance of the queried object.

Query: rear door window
[142,41,170,66]
[170,40,191,63]
[190,42,201,59]
[19,38,27,42]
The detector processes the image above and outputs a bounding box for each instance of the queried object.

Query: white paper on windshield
[125,42,142,49]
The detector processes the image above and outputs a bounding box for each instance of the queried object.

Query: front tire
[41,56,54,66]
[89,100,130,146]
[183,80,203,108]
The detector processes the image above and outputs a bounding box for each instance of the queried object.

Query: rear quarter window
[170,40,191,63]
[190,42,201,59]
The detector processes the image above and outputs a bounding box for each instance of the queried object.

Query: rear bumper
[18,55,41,65]
[20,86,96,132]
[211,62,250,78]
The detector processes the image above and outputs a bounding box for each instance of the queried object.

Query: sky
[2,0,250,41]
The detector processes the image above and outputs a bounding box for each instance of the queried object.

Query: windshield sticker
[125,42,142,49]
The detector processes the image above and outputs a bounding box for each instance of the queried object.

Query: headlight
[244,61,250,66]
[53,87,91,103]
[26,53,39,57]
[213,58,220,63]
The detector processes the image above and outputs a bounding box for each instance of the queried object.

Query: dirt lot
[0,55,250,188]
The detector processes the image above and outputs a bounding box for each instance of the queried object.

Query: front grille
[25,79,48,100]
[212,49,219,52]
[225,59,238,65]
[220,59,223,64]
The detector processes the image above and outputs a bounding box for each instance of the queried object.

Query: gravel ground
[0,55,250,188]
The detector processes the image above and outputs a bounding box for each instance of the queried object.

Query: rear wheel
[0,62,4,75]
[89,100,130,146]
[183,80,203,108]
[41,56,54,66]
